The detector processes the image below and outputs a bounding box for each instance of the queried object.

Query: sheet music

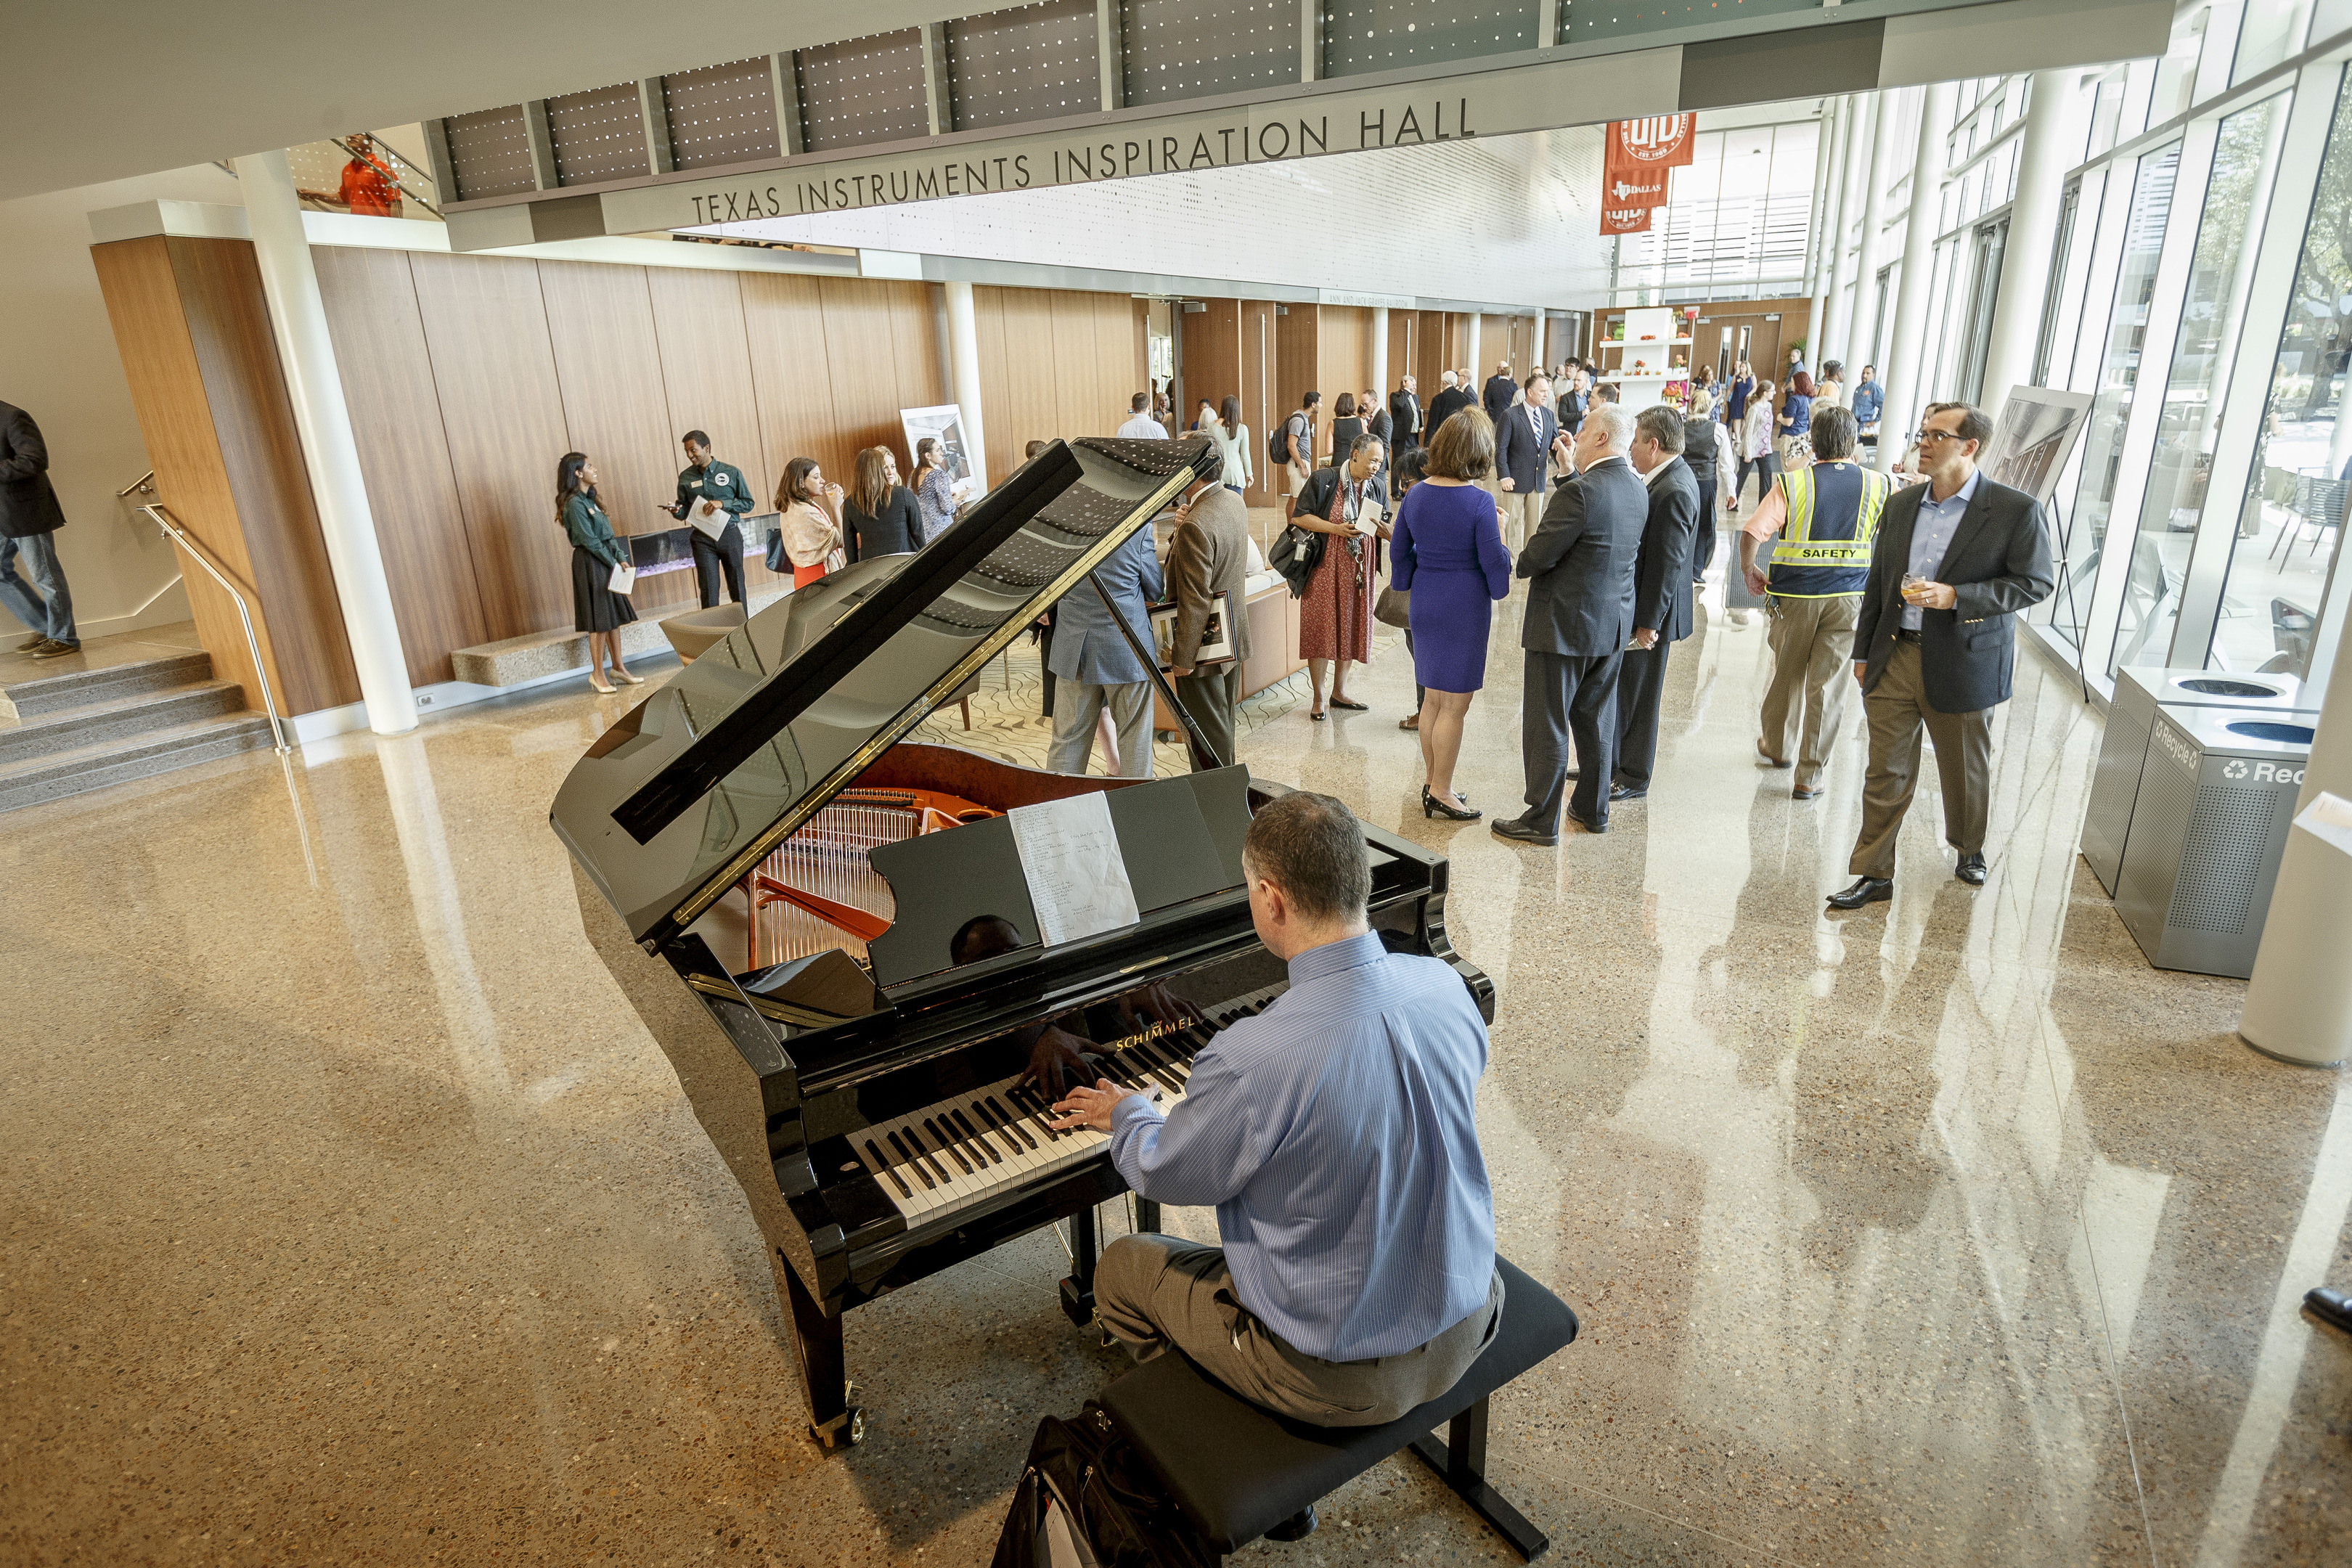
[1008,793,1139,946]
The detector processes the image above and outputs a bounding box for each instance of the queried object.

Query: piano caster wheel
[813,1405,866,1450]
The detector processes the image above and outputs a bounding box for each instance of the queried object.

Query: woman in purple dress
[1391,408,1511,820]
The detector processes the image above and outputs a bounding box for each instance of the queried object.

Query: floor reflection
[1,567,2346,1565]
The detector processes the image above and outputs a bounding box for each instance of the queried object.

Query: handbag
[1266,524,1323,597]
[764,524,787,573]
[989,1405,1214,1568]
[1374,583,1411,629]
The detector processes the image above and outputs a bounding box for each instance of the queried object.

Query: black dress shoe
[1956,852,1987,886]
[1609,783,1646,802]
[1826,876,1893,910]
[1422,786,1481,821]
[1564,803,1608,835]
[1266,1505,1318,1541]
[1490,815,1558,846]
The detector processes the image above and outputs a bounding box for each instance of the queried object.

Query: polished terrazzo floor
[5,553,2349,1567]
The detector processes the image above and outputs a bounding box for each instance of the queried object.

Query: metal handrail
[116,470,155,498]
[137,503,290,754]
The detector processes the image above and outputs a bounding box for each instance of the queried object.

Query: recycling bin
[2081,666,2311,893]
[2112,703,2314,978]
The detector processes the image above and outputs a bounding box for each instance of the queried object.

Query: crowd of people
[554,352,2049,908]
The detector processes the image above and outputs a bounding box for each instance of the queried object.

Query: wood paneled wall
[92,236,361,716]
[1315,307,1373,444]
[967,285,1138,486]
[102,237,1330,703]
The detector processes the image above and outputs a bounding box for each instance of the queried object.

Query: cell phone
[2306,1286,2352,1334]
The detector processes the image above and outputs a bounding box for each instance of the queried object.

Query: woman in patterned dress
[1288,432,1388,719]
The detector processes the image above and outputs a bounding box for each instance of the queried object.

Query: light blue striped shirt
[1903,468,1979,629]
[1107,929,1495,1360]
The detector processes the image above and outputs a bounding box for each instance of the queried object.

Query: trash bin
[2112,703,2314,978]
[2082,666,2312,894]
[2242,791,2352,1066]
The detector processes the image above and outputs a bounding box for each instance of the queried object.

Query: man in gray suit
[1612,406,1702,801]
[1828,401,2054,908]
[1493,404,1649,844]
[1164,460,1253,767]
[1048,510,1164,777]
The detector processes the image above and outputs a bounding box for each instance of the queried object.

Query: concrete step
[0,679,248,766]
[0,650,215,719]
[0,711,277,814]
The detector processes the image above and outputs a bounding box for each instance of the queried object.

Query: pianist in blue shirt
[1050,790,1503,1426]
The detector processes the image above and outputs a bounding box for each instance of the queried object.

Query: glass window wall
[2212,75,2352,677]
[2112,97,2290,672]
[2051,144,2182,651]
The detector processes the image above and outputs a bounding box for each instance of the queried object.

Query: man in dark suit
[1493,404,1649,844]
[1557,369,1589,438]
[1389,377,1424,462]
[0,401,78,658]
[1829,401,2055,909]
[1611,407,1701,801]
[1493,372,1568,550]
[1482,362,1517,424]
[1426,372,1475,436]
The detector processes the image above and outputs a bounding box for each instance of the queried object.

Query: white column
[1465,314,1482,388]
[1876,83,1956,473]
[1805,98,1850,363]
[1821,94,1866,364]
[1370,309,1389,396]
[1978,70,2091,412]
[1800,99,1841,357]
[944,281,989,489]
[2241,613,2352,1063]
[1842,91,1897,380]
[233,150,416,735]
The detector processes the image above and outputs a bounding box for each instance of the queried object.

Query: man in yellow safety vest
[1736,404,1893,799]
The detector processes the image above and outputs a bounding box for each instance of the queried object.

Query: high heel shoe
[589,677,618,695]
[1422,787,1480,821]
[613,669,645,686]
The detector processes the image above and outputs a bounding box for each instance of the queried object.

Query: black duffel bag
[1265,524,1322,597]
[991,1403,1214,1568]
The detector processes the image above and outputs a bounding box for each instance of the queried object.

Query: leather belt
[1893,629,1922,642]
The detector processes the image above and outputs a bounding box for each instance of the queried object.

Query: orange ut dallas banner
[1599,113,1694,234]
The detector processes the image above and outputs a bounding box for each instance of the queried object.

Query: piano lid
[550,436,1218,948]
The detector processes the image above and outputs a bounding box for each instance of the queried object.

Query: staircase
[0,650,278,813]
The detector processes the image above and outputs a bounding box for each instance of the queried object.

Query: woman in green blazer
[558,452,641,693]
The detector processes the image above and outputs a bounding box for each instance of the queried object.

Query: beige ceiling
[0,0,963,200]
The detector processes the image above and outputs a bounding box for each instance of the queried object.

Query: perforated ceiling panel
[796,30,932,152]
[547,83,650,184]
[663,57,782,168]
[1323,0,1535,78]
[695,126,1612,306]
[442,105,537,200]
[1121,0,1299,108]
[947,0,1102,130]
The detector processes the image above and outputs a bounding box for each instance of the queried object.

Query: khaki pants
[1849,637,1994,879]
[1499,486,1545,550]
[1095,1233,1503,1427]
[1760,595,1861,791]
[1047,679,1153,777]
[1175,663,1242,768]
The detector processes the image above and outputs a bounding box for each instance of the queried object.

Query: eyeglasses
[1914,429,1966,445]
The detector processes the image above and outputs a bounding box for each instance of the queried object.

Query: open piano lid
[550,436,1218,948]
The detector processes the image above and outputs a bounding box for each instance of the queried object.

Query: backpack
[990,1404,1215,1568]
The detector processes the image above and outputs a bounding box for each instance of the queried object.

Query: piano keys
[552,436,1493,1450]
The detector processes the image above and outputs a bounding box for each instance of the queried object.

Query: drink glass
[1901,571,1928,601]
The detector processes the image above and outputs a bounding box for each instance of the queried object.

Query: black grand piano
[551,436,1493,1450]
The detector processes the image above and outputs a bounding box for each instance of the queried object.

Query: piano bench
[1097,1256,1577,1561]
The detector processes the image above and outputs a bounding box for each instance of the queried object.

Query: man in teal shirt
[659,430,751,608]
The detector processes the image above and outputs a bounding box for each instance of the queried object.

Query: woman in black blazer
[842,446,923,560]
[1681,389,1721,583]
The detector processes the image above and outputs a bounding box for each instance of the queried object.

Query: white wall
[0,164,262,640]
[697,126,1616,309]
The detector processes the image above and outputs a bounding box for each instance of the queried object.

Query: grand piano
[551,436,1493,1450]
